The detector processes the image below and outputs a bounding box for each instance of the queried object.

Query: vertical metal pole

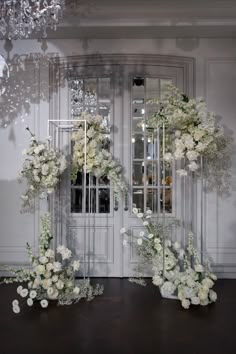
[162,123,166,280]
[83,121,87,279]
[200,156,204,264]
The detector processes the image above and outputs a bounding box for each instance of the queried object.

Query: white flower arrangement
[71,113,128,200]
[147,85,232,194]
[121,208,217,310]
[3,214,103,313]
[20,127,67,211]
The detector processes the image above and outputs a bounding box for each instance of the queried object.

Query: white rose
[47,287,54,296]
[200,299,209,306]
[181,299,190,310]
[41,164,49,176]
[33,277,41,288]
[45,249,55,258]
[49,288,59,300]
[35,264,45,275]
[194,130,204,141]
[194,264,204,273]
[152,275,163,286]
[120,228,126,235]
[27,298,34,307]
[52,275,58,283]
[202,278,214,289]
[12,299,19,307]
[73,286,80,295]
[40,299,49,309]
[20,289,28,298]
[174,150,184,160]
[137,238,143,245]
[44,271,52,279]
[146,210,152,215]
[143,221,149,226]
[53,262,62,272]
[34,147,40,154]
[154,243,162,252]
[148,234,154,239]
[46,263,54,272]
[56,280,64,290]
[29,290,37,299]
[191,296,200,305]
[132,208,138,214]
[198,289,208,301]
[17,286,23,294]
[13,306,20,314]
[209,290,217,302]
[186,150,199,161]
[137,213,143,218]
[28,281,33,289]
[42,279,52,290]
[39,256,48,265]
[139,231,145,237]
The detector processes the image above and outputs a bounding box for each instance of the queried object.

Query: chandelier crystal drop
[0,1,65,40]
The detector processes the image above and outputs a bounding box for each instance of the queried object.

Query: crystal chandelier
[0,1,65,40]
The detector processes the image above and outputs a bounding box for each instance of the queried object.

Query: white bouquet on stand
[3,214,103,314]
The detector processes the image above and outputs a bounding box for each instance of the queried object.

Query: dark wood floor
[0,279,236,354]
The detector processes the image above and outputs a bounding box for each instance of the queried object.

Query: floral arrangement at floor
[146,85,232,193]
[3,214,103,314]
[121,208,217,310]
[71,112,128,200]
[20,127,66,211]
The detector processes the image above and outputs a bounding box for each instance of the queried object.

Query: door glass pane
[70,77,111,214]
[131,76,173,214]
[132,134,144,159]
[133,161,144,186]
[133,189,144,210]
[99,189,110,213]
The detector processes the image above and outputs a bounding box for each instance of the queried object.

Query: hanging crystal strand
[87,170,91,280]
[162,123,166,281]
[83,120,87,279]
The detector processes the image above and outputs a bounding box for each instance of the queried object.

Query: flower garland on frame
[146,85,232,194]
[121,209,217,310]
[20,127,66,211]
[71,113,128,200]
[3,214,104,314]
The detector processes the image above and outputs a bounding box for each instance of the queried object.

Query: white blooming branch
[121,208,217,310]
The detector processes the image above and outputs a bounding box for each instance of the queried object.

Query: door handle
[114,198,119,211]
[124,194,129,211]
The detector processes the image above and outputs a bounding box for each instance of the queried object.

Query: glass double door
[56,62,184,277]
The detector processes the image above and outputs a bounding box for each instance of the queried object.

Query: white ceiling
[46,0,236,38]
[3,0,236,39]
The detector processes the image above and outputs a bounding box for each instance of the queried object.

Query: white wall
[0,38,235,277]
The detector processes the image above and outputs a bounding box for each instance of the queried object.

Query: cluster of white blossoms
[121,209,217,310]
[5,214,103,313]
[20,127,66,211]
[147,85,231,193]
[71,113,127,200]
